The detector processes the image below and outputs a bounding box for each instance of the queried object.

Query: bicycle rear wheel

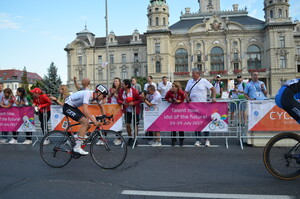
[91,130,127,169]
[40,130,73,168]
[263,132,300,180]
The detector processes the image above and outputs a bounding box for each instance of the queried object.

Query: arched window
[156,17,159,26]
[247,45,261,70]
[156,61,161,73]
[270,10,274,18]
[175,49,188,72]
[210,47,224,71]
[279,9,282,18]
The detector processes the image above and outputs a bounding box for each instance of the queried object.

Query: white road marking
[122,190,295,199]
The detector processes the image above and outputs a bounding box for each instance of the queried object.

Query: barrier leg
[132,107,138,149]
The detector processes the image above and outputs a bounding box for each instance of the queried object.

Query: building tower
[146,0,171,82]
[264,0,291,24]
[147,0,169,32]
[198,0,220,12]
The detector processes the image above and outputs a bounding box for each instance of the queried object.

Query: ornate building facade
[65,0,300,96]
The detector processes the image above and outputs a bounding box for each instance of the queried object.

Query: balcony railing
[248,68,266,73]
[209,70,228,75]
[173,72,190,76]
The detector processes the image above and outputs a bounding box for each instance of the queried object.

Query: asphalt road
[0,140,299,199]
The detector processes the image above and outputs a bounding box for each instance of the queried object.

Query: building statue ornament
[212,40,220,44]
[210,19,222,31]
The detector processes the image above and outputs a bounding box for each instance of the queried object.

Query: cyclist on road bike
[275,78,300,124]
[63,84,108,155]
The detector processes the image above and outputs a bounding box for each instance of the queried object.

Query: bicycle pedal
[72,152,82,159]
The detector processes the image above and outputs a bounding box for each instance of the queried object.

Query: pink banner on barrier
[144,102,228,131]
[0,107,35,132]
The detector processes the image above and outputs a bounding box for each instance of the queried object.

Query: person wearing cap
[63,84,108,155]
[212,75,224,99]
[30,87,52,144]
[157,76,172,99]
[118,79,142,147]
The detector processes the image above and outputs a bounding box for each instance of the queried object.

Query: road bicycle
[263,132,300,180]
[40,115,127,169]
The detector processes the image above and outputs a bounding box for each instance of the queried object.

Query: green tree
[42,62,62,96]
[20,66,30,94]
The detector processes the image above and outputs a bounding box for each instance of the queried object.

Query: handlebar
[95,115,114,125]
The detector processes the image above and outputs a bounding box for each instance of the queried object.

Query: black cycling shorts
[125,112,139,125]
[63,103,85,122]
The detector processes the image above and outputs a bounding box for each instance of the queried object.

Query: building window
[297,47,300,55]
[155,43,160,54]
[210,47,224,71]
[122,67,127,79]
[122,54,126,63]
[197,54,202,62]
[234,63,239,70]
[163,18,166,26]
[134,53,139,62]
[98,55,102,65]
[270,10,274,18]
[110,54,114,64]
[149,18,152,26]
[110,68,114,79]
[134,68,139,76]
[110,38,113,43]
[298,65,300,73]
[279,9,282,18]
[156,17,159,26]
[280,56,286,68]
[247,45,261,70]
[175,48,188,72]
[197,64,202,72]
[78,56,82,65]
[233,52,239,61]
[135,36,137,41]
[156,61,161,73]
[279,36,285,48]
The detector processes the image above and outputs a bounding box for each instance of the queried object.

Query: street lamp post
[105,0,109,88]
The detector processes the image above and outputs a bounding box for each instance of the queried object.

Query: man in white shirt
[185,68,216,147]
[157,76,172,99]
[143,75,157,91]
[143,85,162,147]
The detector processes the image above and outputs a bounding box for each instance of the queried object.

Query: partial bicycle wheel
[40,130,73,168]
[263,132,300,180]
[91,130,127,169]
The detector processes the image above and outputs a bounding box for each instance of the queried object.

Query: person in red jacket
[30,88,51,144]
[117,79,142,146]
[165,81,185,146]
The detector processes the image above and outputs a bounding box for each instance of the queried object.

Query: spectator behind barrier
[0,88,15,143]
[49,85,70,106]
[244,72,267,100]
[143,85,162,147]
[30,87,51,145]
[157,76,172,99]
[165,81,185,146]
[236,74,247,127]
[185,68,216,147]
[118,79,142,147]
[211,74,224,99]
[14,87,33,144]
[73,76,90,91]
[144,75,157,91]
[107,77,121,104]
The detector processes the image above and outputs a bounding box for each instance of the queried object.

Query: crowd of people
[0,69,269,151]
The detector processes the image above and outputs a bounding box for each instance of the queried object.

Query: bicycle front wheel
[40,130,73,168]
[91,130,127,169]
[263,132,300,180]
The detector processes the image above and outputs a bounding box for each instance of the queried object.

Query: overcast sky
[1,0,299,83]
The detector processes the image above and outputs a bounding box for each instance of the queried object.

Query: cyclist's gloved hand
[102,114,106,118]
